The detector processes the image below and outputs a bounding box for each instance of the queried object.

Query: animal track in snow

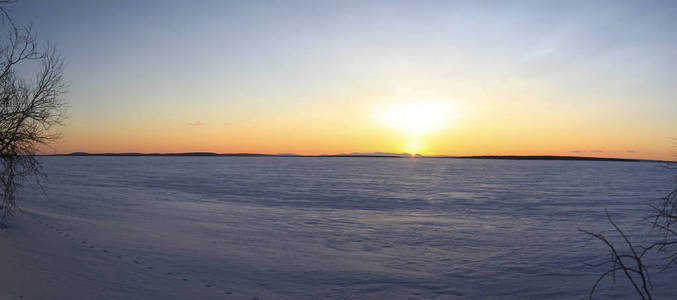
[27,212,243,298]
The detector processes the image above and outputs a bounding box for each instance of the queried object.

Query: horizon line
[37,152,674,163]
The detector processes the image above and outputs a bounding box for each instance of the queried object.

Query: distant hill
[330,152,414,158]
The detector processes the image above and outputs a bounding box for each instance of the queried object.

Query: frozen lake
[5,157,677,299]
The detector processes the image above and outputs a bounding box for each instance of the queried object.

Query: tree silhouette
[0,0,67,227]
[583,160,677,300]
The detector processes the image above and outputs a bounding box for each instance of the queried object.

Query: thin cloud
[626,150,638,153]
[190,121,204,126]
[572,150,604,154]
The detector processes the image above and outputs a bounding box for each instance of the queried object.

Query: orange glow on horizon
[42,98,675,161]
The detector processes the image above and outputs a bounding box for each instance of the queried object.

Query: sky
[6,0,677,159]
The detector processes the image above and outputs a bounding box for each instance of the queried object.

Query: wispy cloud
[572,150,604,154]
[190,121,204,126]
[626,150,638,153]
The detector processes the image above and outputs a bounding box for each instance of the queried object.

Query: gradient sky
[7,0,677,159]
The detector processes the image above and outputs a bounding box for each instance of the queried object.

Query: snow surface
[1,157,676,299]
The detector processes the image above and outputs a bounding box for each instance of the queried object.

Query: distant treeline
[57,152,277,157]
[42,152,664,162]
[55,152,405,158]
[456,155,643,162]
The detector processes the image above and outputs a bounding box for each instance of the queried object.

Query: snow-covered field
[1,157,675,299]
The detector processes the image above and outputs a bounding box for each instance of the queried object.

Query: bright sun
[374,101,456,154]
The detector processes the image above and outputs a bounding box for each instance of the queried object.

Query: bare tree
[0,1,67,227]
[580,210,653,300]
[582,160,677,300]
[645,176,677,267]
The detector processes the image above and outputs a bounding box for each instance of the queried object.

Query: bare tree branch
[583,157,677,299]
[0,0,67,227]
[580,210,653,300]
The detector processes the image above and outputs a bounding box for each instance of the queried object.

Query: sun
[374,101,455,137]
[374,100,456,153]
[406,140,421,155]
